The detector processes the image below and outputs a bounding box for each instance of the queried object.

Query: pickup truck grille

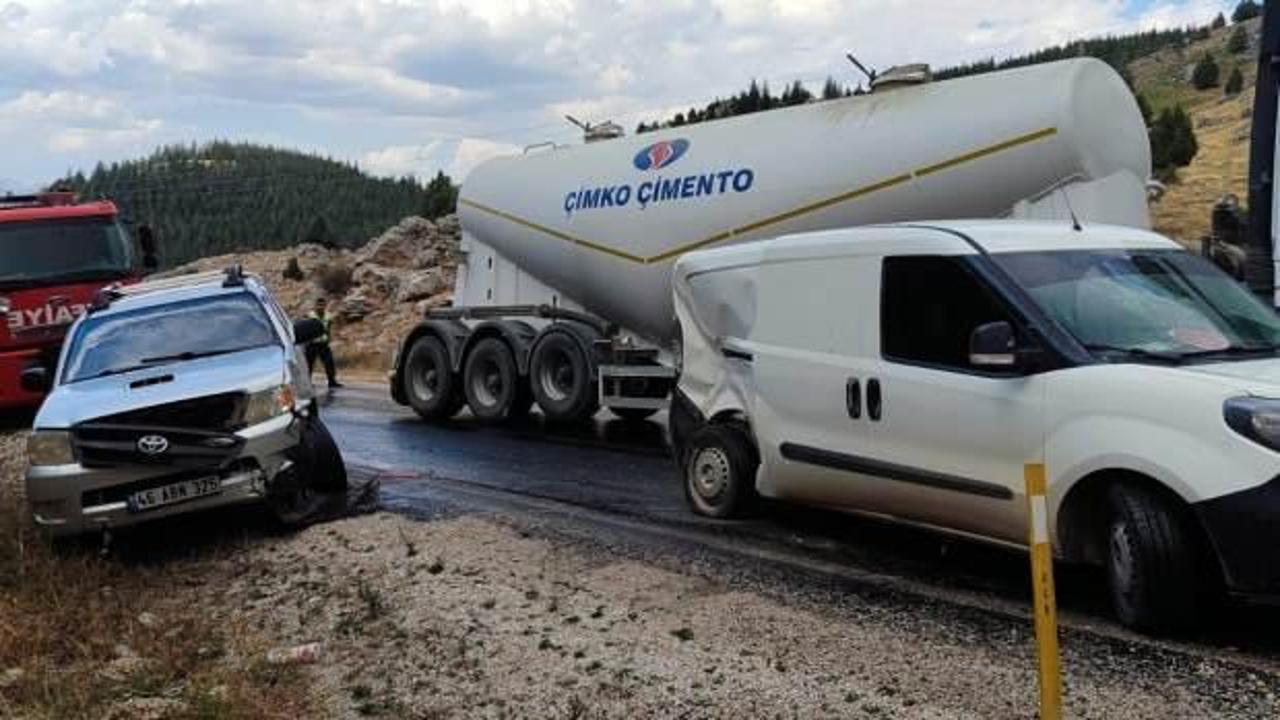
[93,392,248,432]
[72,424,244,470]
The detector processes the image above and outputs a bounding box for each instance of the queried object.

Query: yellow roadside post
[1026,463,1062,719]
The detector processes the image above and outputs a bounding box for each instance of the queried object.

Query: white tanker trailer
[389,57,1152,423]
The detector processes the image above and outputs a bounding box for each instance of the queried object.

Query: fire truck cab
[0,192,156,410]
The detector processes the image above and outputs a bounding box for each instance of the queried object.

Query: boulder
[339,293,373,322]
[357,216,438,267]
[352,263,401,301]
[397,268,451,303]
[414,292,453,315]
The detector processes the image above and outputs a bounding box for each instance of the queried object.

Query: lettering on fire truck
[6,303,88,332]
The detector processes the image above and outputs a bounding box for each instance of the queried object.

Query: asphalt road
[316,383,1280,675]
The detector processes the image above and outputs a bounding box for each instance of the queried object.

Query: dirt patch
[0,431,318,719]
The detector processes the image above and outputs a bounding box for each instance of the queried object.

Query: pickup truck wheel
[464,338,520,421]
[404,335,463,421]
[272,417,348,527]
[1106,483,1200,631]
[530,331,598,423]
[684,424,758,518]
[609,407,658,422]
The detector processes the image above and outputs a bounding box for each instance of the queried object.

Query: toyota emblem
[136,434,170,455]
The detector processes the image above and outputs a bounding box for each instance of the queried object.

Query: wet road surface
[316,383,1280,673]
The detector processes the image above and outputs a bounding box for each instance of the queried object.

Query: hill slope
[54,142,455,268]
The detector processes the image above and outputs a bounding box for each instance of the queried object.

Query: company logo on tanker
[633,139,689,171]
[564,138,755,217]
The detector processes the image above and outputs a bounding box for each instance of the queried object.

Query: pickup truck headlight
[1224,397,1280,451]
[243,385,296,426]
[27,430,74,466]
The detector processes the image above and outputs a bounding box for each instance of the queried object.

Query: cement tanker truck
[389,57,1152,423]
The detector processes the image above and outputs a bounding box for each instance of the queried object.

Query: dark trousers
[306,342,338,386]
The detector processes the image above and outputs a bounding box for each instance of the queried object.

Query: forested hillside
[54,142,457,268]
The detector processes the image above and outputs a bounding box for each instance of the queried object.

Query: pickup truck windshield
[992,249,1280,361]
[0,217,134,289]
[63,293,279,383]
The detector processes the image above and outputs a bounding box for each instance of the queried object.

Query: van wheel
[610,407,658,422]
[272,417,348,527]
[1106,483,1200,631]
[404,335,463,421]
[464,338,521,421]
[684,424,758,518]
[530,331,598,423]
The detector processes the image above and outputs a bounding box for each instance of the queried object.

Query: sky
[0,0,1234,191]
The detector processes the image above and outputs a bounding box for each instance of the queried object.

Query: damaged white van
[670,220,1280,631]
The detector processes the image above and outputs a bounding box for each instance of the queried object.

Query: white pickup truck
[671,220,1280,631]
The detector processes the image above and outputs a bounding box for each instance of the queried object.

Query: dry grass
[0,432,319,719]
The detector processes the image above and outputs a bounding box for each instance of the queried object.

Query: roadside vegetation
[0,431,317,719]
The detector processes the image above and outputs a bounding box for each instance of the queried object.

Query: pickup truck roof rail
[89,266,257,312]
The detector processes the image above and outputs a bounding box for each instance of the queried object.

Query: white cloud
[361,138,518,182]
[0,0,1234,185]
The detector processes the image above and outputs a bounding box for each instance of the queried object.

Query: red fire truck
[0,192,156,409]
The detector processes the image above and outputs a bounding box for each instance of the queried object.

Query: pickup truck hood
[35,345,286,429]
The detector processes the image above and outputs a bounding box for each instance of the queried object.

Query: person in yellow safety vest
[306,298,342,389]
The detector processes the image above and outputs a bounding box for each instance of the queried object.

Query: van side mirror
[293,318,324,345]
[20,366,50,393]
[969,321,1017,368]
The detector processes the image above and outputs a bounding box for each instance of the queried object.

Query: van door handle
[867,379,882,421]
[846,378,861,419]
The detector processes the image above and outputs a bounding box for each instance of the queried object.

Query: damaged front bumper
[25,413,300,537]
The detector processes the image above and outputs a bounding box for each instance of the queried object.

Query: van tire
[404,335,463,421]
[464,338,521,421]
[1106,483,1200,631]
[683,424,758,518]
[529,331,598,423]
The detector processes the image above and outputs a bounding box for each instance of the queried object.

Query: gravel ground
[186,510,1278,719]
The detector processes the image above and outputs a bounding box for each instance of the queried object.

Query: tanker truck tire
[463,337,523,422]
[404,336,464,421]
[609,407,658,422]
[530,331,598,423]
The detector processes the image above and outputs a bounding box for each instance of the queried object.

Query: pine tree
[822,77,844,100]
[1192,53,1220,89]
[1228,25,1249,54]
[1136,93,1153,126]
[1232,1,1262,23]
[1225,66,1245,95]
[1212,12,1227,29]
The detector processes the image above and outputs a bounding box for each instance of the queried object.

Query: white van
[670,221,1280,631]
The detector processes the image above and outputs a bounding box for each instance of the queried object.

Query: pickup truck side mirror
[293,318,324,345]
[20,366,50,394]
[969,321,1018,369]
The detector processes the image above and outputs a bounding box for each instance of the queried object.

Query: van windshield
[62,293,279,383]
[992,249,1280,362]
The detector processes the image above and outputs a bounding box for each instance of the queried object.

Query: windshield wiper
[1176,344,1280,360]
[1081,344,1184,364]
[138,347,250,365]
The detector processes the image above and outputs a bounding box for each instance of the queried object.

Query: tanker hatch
[871,64,933,92]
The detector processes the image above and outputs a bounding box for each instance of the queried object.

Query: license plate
[129,477,221,512]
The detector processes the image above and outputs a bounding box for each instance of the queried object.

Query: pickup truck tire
[464,337,522,421]
[272,417,348,527]
[404,335,464,421]
[1106,483,1200,631]
[530,331,598,423]
[684,424,758,518]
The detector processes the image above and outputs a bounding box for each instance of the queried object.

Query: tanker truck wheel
[463,337,524,422]
[403,335,463,421]
[530,331,598,423]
